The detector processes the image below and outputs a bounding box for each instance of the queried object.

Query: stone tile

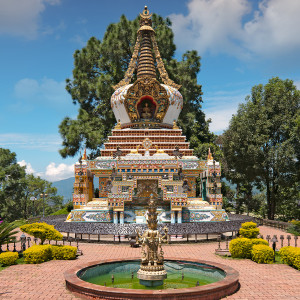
[0,226,299,299]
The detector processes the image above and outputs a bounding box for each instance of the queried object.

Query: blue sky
[0,0,300,181]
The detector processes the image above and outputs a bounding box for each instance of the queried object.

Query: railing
[40,214,254,237]
[252,217,290,230]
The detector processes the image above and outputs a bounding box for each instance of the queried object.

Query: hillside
[52,177,74,204]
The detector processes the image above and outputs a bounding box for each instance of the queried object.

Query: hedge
[0,252,19,266]
[279,246,300,270]
[251,244,274,264]
[23,244,77,264]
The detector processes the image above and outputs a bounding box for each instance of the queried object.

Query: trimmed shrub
[0,251,19,266]
[239,222,259,239]
[279,246,300,270]
[251,244,274,264]
[229,238,253,258]
[241,222,257,229]
[229,238,268,258]
[250,238,269,247]
[23,245,52,264]
[20,223,63,245]
[51,245,77,260]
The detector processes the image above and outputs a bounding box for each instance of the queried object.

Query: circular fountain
[64,197,239,299]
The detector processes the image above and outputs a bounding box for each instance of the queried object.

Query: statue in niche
[141,103,152,119]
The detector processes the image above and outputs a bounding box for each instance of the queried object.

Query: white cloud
[17,159,74,181]
[18,160,35,174]
[294,80,300,90]
[14,77,69,108]
[170,0,300,59]
[43,162,74,181]
[203,90,247,133]
[0,133,61,152]
[0,0,61,39]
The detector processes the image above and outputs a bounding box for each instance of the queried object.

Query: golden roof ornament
[173,120,179,129]
[130,144,140,154]
[82,148,87,160]
[155,145,165,154]
[114,119,122,129]
[207,147,214,161]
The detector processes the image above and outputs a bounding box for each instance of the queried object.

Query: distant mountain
[52,177,74,204]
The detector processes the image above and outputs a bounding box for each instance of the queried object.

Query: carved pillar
[177,211,182,224]
[113,211,118,224]
[171,211,176,224]
[120,212,124,224]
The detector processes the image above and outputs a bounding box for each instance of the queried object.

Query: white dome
[110,83,183,126]
[161,84,183,124]
[110,84,133,124]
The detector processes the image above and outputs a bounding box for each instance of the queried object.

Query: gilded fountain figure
[136,194,169,287]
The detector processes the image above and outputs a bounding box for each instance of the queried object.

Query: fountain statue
[136,195,169,287]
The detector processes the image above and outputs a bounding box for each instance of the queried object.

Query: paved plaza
[0,226,299,299]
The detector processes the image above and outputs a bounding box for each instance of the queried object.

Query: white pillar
[120,212,124,224]
[171,211,175,224]
[113,211,118,224]
[177,211,182,224]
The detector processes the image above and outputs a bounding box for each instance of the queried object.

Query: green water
[79,260,225,290]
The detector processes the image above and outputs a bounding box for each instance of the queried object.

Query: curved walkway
[0,226,299,299]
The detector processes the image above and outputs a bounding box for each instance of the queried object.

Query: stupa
[66,6,228,224]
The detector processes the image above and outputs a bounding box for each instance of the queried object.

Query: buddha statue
[141,103,152,119]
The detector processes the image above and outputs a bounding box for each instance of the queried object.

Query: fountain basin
[65,257,239,299]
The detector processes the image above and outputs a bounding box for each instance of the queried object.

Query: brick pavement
[0,226,299,300]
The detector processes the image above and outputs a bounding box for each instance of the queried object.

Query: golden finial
[140,5,152,20]
[114,119,122,129]
[173,120,179,129]
[207,148,214,161]
[82,148,87,160]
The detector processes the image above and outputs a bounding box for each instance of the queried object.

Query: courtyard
[0,226,299,299]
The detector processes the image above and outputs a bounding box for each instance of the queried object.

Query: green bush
[23,245,52,264]
[229,238,253,258]
[251,244,274,264]
[0,251,19,266]
[23,245,77,264]
[239,222,259,238]
[250,238,269,247]
[279,246,300,270]
[20,223,63,245]
[229,238,268,258]
[51,245,77,260]
[241,222,257,229]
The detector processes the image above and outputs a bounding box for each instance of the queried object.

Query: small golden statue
[114,119,122,129]
[136,195,168,287]
[173,120,179,129]
[141,103,152,119]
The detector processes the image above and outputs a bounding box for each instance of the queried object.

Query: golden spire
[113,6,180,90]
[137,6,156,79]
[207,148,213,161]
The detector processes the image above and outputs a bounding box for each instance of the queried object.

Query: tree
[0,221,19,248]
[22,174,63,218]
[0,148,63,221]
[59,13,214,160]
[222,77,300,220]
[0,148,26,221]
